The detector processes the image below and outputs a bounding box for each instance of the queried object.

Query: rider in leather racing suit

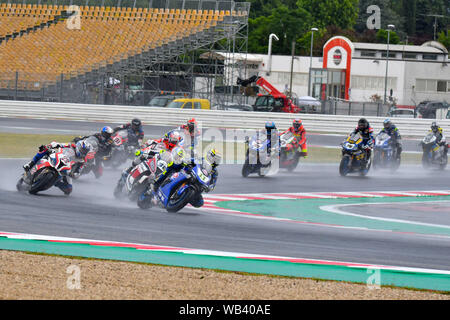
[73,126,114,178]
[428,122,448,157]
[148,147,221,208]
[281,119,308,157]
[21,141,90,194]
[350,118,374,169]
[115,131,181,192]
[113,118,145,147]
[379,119,402,159]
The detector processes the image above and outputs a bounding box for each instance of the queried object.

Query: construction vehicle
[237,75,300,113]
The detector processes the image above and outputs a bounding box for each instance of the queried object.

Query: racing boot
[55,177,73,195]
[23,160,35,172]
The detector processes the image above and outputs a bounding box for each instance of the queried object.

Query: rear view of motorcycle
[421,133,448,170]
[339,132,371,177]
[104,129,138,168]
[372,132,400,172]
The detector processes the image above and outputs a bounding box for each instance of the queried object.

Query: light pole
[266,33,279,76]
[384,24,395,104]
[308,28,318,97]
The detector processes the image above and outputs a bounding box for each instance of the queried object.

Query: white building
[219,36,450,107]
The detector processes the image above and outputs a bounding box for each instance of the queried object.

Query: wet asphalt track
[0,118,449,271]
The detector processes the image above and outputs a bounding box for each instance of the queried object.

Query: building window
[426,80,437,91]
[361,51,376,57]
[416,79,426,91]
[437,81,447,92]
[403,53,417,59]
[423,54,438,60]
[381,52,397,58]
[448,81,450,92]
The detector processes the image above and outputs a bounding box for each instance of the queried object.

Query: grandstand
[0,0,250,105]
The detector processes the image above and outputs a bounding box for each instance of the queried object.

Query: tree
[438,30,450,50]
[376,29,400,44]
[296,0,359,30]
[248,5,311,55]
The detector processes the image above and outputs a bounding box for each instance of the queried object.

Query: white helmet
[205,148,221,166]
[172,147,186,165]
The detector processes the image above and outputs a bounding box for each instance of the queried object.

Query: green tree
[376,29,400,44]
[296,0,359,30]
[248,5,311,55]
[438,30,450,50]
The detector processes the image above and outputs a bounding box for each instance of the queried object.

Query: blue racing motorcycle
[339,132,371,176]
[372,132,400,171]
[137,161,214,212]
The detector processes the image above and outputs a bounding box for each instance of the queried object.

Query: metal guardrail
[0,100,449,137]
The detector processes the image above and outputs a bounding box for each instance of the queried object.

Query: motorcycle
[421,133,448,170]
[241,133,273,177]
[137,161,214,213]
[339,132,371,176]
[279,131,301,172]
[113,156,159,201]
[104,129,138,168]
[373,132,400,171]
[16,148,76,195]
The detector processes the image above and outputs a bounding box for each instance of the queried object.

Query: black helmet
[383,118,392,130]
[431,122,438,132]
[358,118,369,130]
[131,118,142,131]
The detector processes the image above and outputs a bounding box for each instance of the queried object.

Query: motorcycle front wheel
[29,168,59,195]
[339,155,351,177]
[166,186,196,213]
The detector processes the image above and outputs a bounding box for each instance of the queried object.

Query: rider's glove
[38,145,48,153]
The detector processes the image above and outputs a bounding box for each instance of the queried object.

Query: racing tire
[16,177,27,192]
[28,168,58,195]
[241,163,252,178]
[286,153,300,172]
[166,186,196,213]
[137,192,153,210]
[339,155,351,177]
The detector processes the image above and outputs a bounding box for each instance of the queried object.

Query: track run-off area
[0,118,449,292]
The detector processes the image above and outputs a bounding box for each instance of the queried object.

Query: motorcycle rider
[350,118,374,169]
[379,119,402,160]
[281,119,308,157]
[113,118,145,147]
[115,131,181,193]
[20,140,91,194]
[73,126,114,178]
[428,122,448,158]
[148,147,221,208]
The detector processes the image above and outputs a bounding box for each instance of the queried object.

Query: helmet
[383,118,392,130]
[101,126,113,139]
[265,121,277,130]
[75,141,91,158]
[187,118,197,134]
[163,131,181,150]
[358,118,369,131]
[292,119,303,132]
[431,122,439,132]
[172,147,186,165]
[131,118,142,131]
[206,148,221,166]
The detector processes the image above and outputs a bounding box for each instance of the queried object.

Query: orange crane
[237,76,300,113]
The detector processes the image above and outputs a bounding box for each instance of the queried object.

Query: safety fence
[0,99,449,137]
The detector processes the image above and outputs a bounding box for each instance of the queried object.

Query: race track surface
[1,158,449,271]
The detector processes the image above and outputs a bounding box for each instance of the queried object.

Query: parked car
[387,108,415,118]
[415,101,449,119]
[147,95,184,107]
[166,98,211,110]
